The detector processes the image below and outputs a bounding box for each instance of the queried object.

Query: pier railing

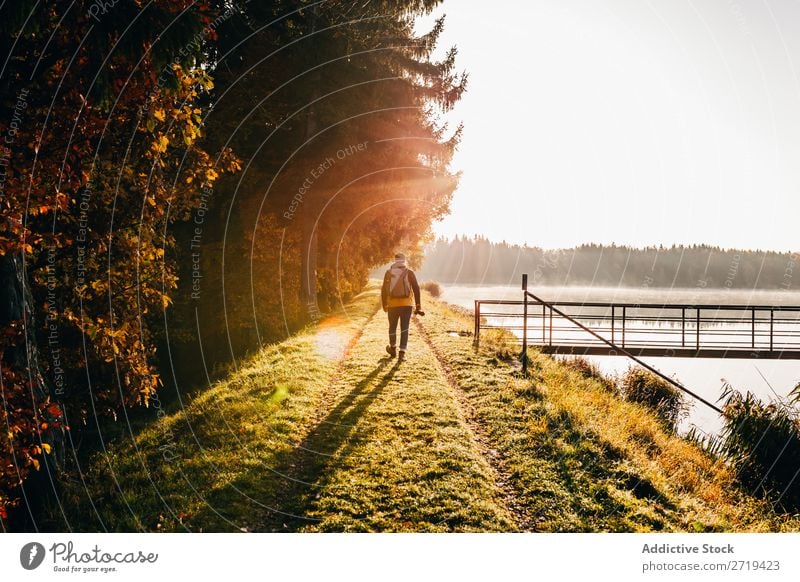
[474,294,800,359]
[473,274,800,412]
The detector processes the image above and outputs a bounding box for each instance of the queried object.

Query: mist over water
[441,284,800,435]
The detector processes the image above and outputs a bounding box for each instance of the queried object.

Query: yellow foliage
[152,134,169,153]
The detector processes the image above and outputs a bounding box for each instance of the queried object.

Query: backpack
[389,269,411,298]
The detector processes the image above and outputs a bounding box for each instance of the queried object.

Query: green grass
[60,284,800,532]
[63,284,514,532]
[61,285,381,531]
[279,308,515,532]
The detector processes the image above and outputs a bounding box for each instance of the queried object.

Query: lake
[439,284,800,436]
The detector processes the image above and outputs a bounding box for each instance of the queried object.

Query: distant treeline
[419,236,798,289]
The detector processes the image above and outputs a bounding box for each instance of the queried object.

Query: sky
[416,0,800,251]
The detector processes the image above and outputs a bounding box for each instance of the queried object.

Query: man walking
[381,252,422,362]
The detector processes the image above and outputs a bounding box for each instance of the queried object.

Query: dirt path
[414,317,536,531]
[258,305,519,532]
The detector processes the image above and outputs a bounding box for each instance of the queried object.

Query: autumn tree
[0,0,238,526]
[176,0,465,364]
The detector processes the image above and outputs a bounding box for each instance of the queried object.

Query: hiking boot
[386,345,396,358]
[398,350,406,362]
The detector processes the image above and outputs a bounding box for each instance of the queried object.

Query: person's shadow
[196,357,402,531]
[265,357,403,530]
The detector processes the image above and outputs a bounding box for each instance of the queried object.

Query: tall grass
[714,382,800,510]
[560,356,615,391]
[619,367,688,433]
[481,328,520,363]
[421,280,442,298]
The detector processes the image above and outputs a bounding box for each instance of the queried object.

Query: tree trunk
[0,254,26,329]
[299,5,320,316]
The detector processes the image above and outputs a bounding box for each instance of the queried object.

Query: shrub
[421,280,442,298]
[715,382,800,510]
[619,367,688,433]
[561,356,615,391]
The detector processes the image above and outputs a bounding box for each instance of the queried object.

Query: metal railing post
[622,306,626,348]
[696,308,701,351]
[681,308,686,347]
[542,303,546,343]
[752,308,755,349]
[611,305,615,344]
[474,300,480,346]
[770,309,774,352]
[522,274,528,374]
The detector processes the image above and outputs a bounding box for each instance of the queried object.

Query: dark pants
[388,306,413,351]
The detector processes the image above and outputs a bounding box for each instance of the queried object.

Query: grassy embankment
[418,302,800,532]
[62,284,800,532]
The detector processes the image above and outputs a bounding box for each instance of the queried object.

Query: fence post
[696,308,700,351]
[681,307,686,347]
[542,302,546,343]
[611,305,615,344]
[474,300,480,346]
[622,306,626,348]
[770,309,774,352]
[522,273,528,374]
